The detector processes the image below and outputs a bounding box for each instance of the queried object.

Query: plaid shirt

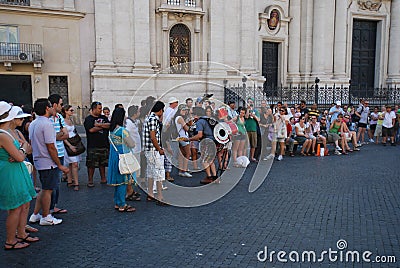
[142,112,162,151]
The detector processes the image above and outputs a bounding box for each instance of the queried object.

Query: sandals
[118,204,136,212]
[300,152,307,157]
[25,224,38,233]
[126,192,141,201]
[67,182,73,187]
[87,182,95,188]
[52,208,68,214]
[16,234,39,243]
[4,241,29,250]
[146,196,156,202]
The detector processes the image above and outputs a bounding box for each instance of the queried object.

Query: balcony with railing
[167,0,196,7]
[0,0,30,6]
[159,0,203,16]
[0,42,43,71]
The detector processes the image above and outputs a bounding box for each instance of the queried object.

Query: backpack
[352,106,364,123]
[189,116,217,139]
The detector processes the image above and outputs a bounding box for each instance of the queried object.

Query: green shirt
[245,110,260,132]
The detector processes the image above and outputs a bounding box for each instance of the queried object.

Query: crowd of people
[1,93,399,250]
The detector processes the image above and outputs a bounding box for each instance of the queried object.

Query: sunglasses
[280,110,285,112]
[321,118,326,120]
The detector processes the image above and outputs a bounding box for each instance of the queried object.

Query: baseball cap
[168,97,179,104]
[336,101,341,106]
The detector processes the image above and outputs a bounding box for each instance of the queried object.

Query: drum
[213,121,238,144]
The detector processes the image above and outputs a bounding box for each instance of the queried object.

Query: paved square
[1,144,399,267]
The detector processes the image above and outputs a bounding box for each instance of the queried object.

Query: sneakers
[277,155,283,161]
[353,147,360,151]
[263,154,275,161]
[29,213,42,223]
[39,215,62,226]
[178,172,193,178]
[335,146,342,151]
[334,150,342,155]
[369,138,374,143]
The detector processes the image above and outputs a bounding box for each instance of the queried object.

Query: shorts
[326,133,340,143]
[164,157,172,173]
[233,133,247,141]
[38,168,60,190]
[247,131,257,148]
[199,139,217,164]
[308,134,316,140]
[276,137,285,143]
[86,148,109,168]
[342,132,351,139]
[145,151,165,182]
[374,124,382,137]
[358,122,367,128]
[370,124,377,132]
[382,126,394,137]
[294,136,307,144]
[179,140,190,147]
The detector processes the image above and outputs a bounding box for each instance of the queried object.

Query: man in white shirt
[382,105,396,146]
[162,97,179,182]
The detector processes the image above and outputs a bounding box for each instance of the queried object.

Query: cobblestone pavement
[1,141,399,267]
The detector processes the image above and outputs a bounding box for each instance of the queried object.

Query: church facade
[92,0,400,107]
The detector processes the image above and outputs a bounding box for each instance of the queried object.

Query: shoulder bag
[109,133,140,174]
[65,128,86,156]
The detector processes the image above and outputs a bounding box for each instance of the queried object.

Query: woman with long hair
[107,108,136,212]
[232,107,247,166]
[0,102,38,250]
[61,105,81,191]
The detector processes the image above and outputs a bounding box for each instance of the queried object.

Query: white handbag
[109,134,140,175]
[23,161,33,175]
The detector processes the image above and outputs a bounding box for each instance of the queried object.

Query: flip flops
[4,241,30,250]
[16,234,39,243]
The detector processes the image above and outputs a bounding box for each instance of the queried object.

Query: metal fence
[0,0,30,6]
[224,81,400,110]
[0,42,42,63]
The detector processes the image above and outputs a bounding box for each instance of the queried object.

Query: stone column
[333,0,348,79]
[288,0,301,80]
[388,0,400,83]
[161,12,169,72]
[93,0,115,72]
[240,0,256,73]
[114,0,134,72]
[209,0,225,73]
[133,0,153,73]
[299,0,313,77]
[312,0,335,78]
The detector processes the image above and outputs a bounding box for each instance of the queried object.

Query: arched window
[169,24,191,74]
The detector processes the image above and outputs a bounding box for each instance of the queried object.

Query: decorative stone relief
[357,0,382,11]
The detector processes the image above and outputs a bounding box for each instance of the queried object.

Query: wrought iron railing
[224,80,400,110]
[0,42,42,63]
[0,0,30,6]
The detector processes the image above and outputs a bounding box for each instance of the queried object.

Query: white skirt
[64,150,81,164]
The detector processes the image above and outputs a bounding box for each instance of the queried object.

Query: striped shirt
[49,113,65,157]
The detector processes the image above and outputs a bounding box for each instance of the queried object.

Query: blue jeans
[50,156,63,210]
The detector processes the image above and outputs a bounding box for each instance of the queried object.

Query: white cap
[10,106,31,119]
[336,101,341,106]
[168,97,179,104]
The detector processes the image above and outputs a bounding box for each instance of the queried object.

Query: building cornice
[0,5,85,19]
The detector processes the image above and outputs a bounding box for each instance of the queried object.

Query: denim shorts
[38,168,60,190]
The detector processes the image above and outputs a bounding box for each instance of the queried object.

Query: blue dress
[107,126,136,186]
[0,139,36,210]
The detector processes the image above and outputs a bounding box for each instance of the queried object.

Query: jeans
[50,156,63,210]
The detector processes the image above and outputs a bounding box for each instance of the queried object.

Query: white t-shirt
[382,111,396,128]
[125,118,141,153]
[295,123,306,136]
[175,116,188,138]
